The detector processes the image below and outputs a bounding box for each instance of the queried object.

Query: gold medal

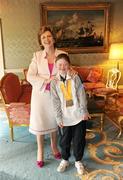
[66,100,74,107]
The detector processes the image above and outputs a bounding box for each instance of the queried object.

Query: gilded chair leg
[117,117,123,138]
[10,127,14,142]
[100,114,104,131]
[117,130,122,138]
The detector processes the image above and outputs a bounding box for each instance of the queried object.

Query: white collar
[56,72,72,81]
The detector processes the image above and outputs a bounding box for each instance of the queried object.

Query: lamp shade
[109,43,123,60]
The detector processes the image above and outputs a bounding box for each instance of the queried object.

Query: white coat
[27,48,66,135]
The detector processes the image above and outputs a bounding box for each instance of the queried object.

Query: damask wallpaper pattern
[0,0,123,84]
[0,0,41,69]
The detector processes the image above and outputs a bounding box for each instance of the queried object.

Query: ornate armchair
[92,68,121,105]
[0,73,31,141]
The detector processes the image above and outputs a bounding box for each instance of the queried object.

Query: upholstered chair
[0,73,31,141]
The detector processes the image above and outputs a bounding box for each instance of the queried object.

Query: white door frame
[0,19,4,79]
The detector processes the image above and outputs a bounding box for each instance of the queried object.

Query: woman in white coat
[27,26,67,168]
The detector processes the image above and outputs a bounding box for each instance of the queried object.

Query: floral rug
[0,110,123,180]
[82,130,123,179]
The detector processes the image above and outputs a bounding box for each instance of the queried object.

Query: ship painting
[48,10,105,48]
[54,19,104,48]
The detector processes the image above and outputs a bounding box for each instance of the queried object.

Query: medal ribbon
[60,80,73,101]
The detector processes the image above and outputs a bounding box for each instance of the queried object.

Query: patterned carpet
[0,108,123,180]
[83,130,123,179]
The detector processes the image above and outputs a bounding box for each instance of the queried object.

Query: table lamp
[109,43,123,70]
[109,43,123,89]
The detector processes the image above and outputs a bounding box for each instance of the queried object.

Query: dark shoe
[37,161,44,168]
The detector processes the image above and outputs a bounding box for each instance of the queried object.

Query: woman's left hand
[68,66,77,78]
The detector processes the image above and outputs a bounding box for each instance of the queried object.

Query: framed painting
[40,3,110,53]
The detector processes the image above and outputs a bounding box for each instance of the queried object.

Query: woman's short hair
[55,53,71,64]
[38,26,56,49]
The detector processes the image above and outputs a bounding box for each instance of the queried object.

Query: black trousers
[59,121,86,161]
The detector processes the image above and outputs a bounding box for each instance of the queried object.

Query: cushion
[83,82,96,90]
[86,68,102,82]
[7,103,30,125]
[83,82,105,90]
[72,66,90,81]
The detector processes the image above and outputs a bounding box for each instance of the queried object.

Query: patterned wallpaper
[0,0,123,83]
[0,0,41,69]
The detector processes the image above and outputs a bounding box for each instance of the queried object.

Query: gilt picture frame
[40,3,110,53]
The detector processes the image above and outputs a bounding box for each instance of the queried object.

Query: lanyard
[60,79,72,101]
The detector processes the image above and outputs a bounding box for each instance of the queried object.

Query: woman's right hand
[44,75,56,84]
[58,122,64,128]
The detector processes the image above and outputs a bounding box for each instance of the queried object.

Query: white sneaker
[75,161,84,175]
[57,159,69,172]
